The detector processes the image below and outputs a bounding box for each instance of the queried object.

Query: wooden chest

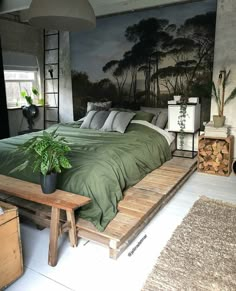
[198,135,234,176]
[0,201,23,289]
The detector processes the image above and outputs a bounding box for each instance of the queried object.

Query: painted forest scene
[70,0,217,121]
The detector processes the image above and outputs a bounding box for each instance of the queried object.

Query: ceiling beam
[0,0,31,15]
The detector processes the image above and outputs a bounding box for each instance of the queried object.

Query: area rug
[142,196,236,291]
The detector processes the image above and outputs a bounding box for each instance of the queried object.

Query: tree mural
[71,2,216,121]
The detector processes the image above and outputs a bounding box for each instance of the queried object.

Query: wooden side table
[198,134,234,176]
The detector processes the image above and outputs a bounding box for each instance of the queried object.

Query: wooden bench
[0,174,91,267]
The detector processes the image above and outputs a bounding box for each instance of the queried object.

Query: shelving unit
[43,30,60,129]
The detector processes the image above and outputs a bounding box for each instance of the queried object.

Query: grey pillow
[87,101,112,112]
[101,111,136,133]
[140,106,168,128]
[156,111,168,129]
[80,110,110,130]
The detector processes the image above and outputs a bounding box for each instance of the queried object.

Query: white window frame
[4,70,40,109]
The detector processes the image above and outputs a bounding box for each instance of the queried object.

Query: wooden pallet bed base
[0,157,197,260]
[75,157,197,259]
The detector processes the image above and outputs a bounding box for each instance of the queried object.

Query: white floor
[6,172,236,291]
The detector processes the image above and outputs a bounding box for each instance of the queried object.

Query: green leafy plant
[12,129,72,176]
[21,87,39,105]
[212,69,236,117]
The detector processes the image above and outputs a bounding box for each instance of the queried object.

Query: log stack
[198,135,234,176]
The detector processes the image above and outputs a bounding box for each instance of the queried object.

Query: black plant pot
[40,173,57,194]
[22,104,39,131]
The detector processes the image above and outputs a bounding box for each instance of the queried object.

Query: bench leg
[66,210,78,247]
[48,207,60,267]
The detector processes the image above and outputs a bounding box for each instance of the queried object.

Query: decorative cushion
[101,111,136,133]
[80,110,110,130]
[156,110,168,129]
[87,101,112,112]
[133,111,155,122]
[140,106,168,128]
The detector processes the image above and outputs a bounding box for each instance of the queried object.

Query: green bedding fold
[0,123,171,231]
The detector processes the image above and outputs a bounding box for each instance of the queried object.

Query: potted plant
[11,129,72,194]
[212,69,236,127]
[21,87,40,130]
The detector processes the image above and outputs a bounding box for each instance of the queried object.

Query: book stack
[204,121,229,138]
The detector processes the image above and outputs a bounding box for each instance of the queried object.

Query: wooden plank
[110,164,197,259]
[48,207,60,267]
[118,199,156,217]
[66,210,78,247]
[0,175,91,210]
[123,188,163,203]
[0,192,11,201]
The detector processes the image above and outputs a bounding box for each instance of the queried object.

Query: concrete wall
[0,18,44,135]
[59,32,73,122]
[0,18,73,134]
[211,0,236,158]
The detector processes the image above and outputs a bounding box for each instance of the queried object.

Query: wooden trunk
[198,135,234,176]
[0,201,23,289]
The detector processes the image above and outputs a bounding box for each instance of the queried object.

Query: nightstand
[168,103,201,159]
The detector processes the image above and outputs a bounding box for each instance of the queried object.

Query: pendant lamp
[28,0,96,32]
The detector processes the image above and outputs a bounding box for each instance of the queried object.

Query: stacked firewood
[198,137,231,176]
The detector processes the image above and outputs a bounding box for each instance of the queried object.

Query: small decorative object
[21,88,40,131]
[174,95,181,102]
[11,129,72,194]
[212,69,236,127]
[232,160,236,175]
[177,97,188,150]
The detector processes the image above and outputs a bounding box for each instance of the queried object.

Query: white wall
[211,0,236,158]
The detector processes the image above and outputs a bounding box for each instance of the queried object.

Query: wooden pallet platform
[75,157,197,259]
[0,157,197,260]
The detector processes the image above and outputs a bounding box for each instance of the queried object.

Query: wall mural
[70,0,217,122]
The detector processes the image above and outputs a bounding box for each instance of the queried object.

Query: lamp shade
[28,0,96,32]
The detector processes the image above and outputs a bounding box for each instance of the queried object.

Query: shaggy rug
[142,196,236,291]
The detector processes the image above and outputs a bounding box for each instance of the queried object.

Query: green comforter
[0,123,171,231]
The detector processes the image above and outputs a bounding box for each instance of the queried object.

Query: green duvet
[0,123,171,231]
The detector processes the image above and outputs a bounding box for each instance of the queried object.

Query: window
[4,70,39,108]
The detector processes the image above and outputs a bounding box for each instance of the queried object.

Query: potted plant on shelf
[11,129,72,194]
[212,69,236,127]
[21,87,40,131]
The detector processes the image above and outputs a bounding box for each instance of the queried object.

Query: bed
[0,120,173,231]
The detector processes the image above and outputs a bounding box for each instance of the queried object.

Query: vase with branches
[212,69,236,127]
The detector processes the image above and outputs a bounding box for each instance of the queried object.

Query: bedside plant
[177,97,188,150]
[11,129,72,194]
[212,69,236,127]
